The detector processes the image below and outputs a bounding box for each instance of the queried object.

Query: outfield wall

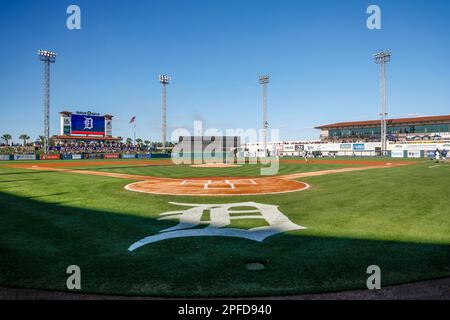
[2,142,449,161]
[0,153,171,161]
[244,141,450,158]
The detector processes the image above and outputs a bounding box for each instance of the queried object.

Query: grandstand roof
[316,115,450,129]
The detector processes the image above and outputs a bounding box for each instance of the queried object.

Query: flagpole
[130,116,137,147]
[133,123,136,146]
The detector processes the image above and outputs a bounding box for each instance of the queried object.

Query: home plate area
[186,179,257,190]
[125,177,309,196]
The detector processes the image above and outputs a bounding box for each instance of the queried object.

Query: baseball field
[0,157,449,297]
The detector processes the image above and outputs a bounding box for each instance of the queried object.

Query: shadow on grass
[0,191,449,298]
[25,192,70,199]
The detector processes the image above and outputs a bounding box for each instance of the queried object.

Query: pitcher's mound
[190,163,242,168]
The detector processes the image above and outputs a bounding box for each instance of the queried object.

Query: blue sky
[1,0,450,142]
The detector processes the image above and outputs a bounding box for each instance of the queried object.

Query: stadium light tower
[259,75,270,156]
[374,51,391,156]
[159,75,171,153]
[38,50,57,154]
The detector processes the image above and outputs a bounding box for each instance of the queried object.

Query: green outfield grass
[0,159,449,297]
[72,162,350,178]
[50,156,416,178]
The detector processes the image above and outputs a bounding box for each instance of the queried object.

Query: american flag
[129,116,136,124]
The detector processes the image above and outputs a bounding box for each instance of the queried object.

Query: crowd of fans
[0,141,173,155]
[2,136,449,156]
[278,140,329,145]
[0,146,36,154]
[48,141,157,154]
[325,138,381,143]
[325,135,445,143]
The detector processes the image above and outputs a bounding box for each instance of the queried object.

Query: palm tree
[144,140,150,146]
[2,134,12,146]
[126,138,133,145]
[136,138,143,146]
[38,136,46,147]
[19,134,30,146]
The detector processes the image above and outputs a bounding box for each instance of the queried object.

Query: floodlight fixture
[374,51,391,64]
[38,50,57,63]
[259,75,270,85]
[159,75,171,84]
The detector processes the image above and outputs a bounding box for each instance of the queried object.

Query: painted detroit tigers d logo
[83,117,94,130]
[128,202,306,251]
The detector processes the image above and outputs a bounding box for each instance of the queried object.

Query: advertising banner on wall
[340,143,352,150]
[72,154,82,160]
[391,150,404,158]
[353,144,365,151]
[283,145,295,152]
[407,150,421,158]
[152,153,170,158]
[105,119,113,137]
[391,144,405,151]
[389,143,450,151]
[61,154,73,160]
[0,155,10,161]
[63,116,71,135]
[122,154,137,159]
[87,153,101,159]
[41,154,60,160]
[137,154,152,159]
[14,154,36,160]
[104,154,120,159]
[407,144,437,151]
[321,144,340,151]
[364,143,380,151]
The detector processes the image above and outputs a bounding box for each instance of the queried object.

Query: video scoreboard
[60,111,113,137]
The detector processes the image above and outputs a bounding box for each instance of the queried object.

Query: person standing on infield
[435,149,441,162]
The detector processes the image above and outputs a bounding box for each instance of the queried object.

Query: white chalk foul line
[204,180,212,190]
[225,180,235,189]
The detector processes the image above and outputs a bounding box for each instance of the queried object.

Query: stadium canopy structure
[316,115,450,143]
